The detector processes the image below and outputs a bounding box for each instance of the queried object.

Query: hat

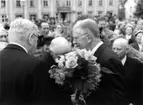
[134,30,143,37]
[125,24,134,30]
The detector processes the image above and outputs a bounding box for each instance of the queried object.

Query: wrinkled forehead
[41,23,49,28]
[72,28,86,37]
[137,32,143,36]
[98,20,106,24]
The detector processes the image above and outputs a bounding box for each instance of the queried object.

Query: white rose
[65,51,77,60]
[49,37,71,55]
[84,51,97,61]
[65,57,78,68]
[76,49,87,58]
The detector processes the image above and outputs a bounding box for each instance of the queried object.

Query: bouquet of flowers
[49,49,102,105]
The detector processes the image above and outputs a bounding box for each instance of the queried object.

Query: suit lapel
[94,44,107,63]
[5,44,27,53]
[135,42,139,51]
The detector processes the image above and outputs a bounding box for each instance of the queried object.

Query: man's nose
[72,38,77,45]
[113,48,117,53]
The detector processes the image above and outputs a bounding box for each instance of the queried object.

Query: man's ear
[87,34,92,43]
[28,34,33,45]
[126,46,129,53]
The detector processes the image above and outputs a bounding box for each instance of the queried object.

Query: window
[109,0,113,6]
[29,14,37,21]
[1,14,7,22]
[88,0,92,6]
[56,0,60,6]
[88,11,92,16]
[78,0,82,7]
[78,12,82,16]
[98,11,103,15]
[66,0,71,6]
[1,0,6,8]
[43,0,48,7]
[30,0,34,7]
[98,0,102,6]
[16,0,21,7]
[43,14,49,20]
[15,14,23,18]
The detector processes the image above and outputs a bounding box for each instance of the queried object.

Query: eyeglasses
[30,33,39,40]
[73,33,88,40]
[0,35,7,38]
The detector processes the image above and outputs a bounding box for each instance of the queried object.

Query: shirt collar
[138,44,142,51]
[125,35,131,40]
[91,41,103,54]
[9,42,28,53]
[121,55,127,65]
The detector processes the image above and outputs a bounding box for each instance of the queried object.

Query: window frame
[43,0,48,7]
[78,0,82,7]
[29,13,37,21]
[98,0,103,7]
[29,0,35,8]
[88,0,92,7]
[16,0,21,8]
[109,0,113,6]
[1,14,7,22]
[1,0,6,8]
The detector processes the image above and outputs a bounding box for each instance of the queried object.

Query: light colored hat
[125,24,134,30]
[134,30,143,37]
[49,37,71,55]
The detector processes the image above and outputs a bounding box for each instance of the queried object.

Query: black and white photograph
[0,0,143,105]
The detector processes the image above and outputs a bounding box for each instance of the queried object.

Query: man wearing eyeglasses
[0,27,8,51]
[0,18,55,105]
[72,18,128,105]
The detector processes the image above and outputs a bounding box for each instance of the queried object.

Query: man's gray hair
[113,38,129,49]
[73,18,100,38]
[8,18,38,42]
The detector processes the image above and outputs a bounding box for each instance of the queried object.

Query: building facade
[0,0,120,24]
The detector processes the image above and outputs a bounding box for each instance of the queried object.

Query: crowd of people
[0,13,143,105]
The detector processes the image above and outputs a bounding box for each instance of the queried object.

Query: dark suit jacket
[130,42,140,51]
[0,44,62,105]
[124,56,143,105]
[86,44,128,105]
[41,52,72,105]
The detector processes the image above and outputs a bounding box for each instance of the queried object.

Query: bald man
[72,18,128,105]
[40,22,52,37]
[112,38,143,105]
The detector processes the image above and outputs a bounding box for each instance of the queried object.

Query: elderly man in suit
[112,38,143,105]
[0,18,56,105]
[72,18,128,105]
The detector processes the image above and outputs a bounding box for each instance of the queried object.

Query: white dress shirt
[125,35,131,41]
[121,55,127,65]
[138,44,143,52]
[9,42,28,53]
[91,41,103,55]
